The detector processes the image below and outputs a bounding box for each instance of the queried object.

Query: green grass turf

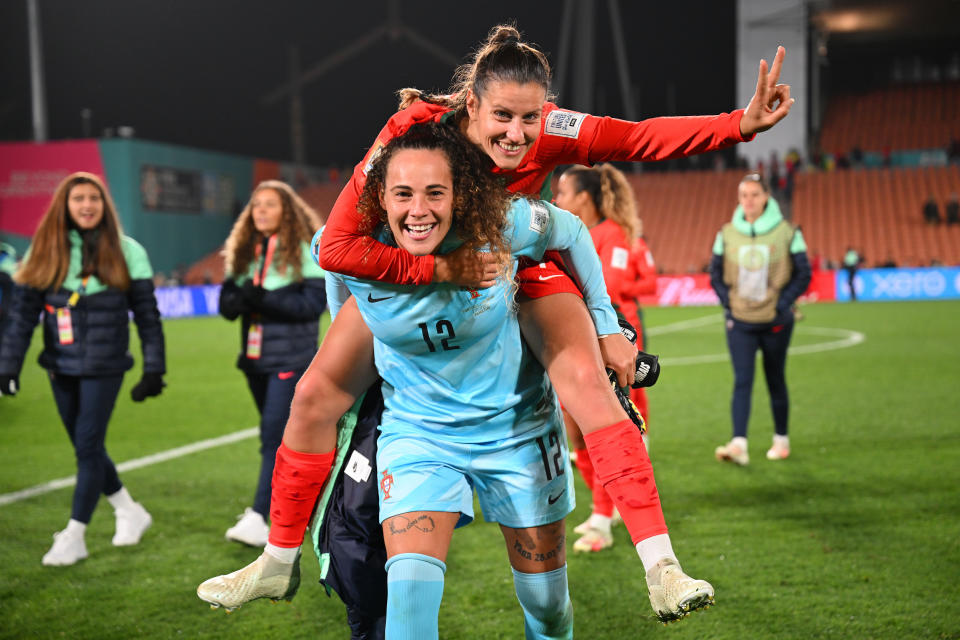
[0,301,958,639]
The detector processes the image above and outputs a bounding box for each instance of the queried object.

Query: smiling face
[251,187,284,235]
[738,179,769,222]
[380,148,454,256]
[464,80,546,171]
[66,182,105,230]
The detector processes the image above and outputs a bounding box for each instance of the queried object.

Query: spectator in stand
[0,172,164,566]
[842,247,862,302]
[947,136,960,165]
[945,193,959,225]
[709,173,811,466]
[217,181,326,547]
[923,196,942,224]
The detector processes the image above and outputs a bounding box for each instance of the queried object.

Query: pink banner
[638,270,838,307]
[0,140,105,237]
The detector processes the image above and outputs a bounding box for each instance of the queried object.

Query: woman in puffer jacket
[0,172,165,566]
[217,180,325,547]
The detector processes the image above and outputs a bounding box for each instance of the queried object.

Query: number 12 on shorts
[536,431,566,480]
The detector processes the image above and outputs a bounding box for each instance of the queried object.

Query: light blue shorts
[376,420,575,529]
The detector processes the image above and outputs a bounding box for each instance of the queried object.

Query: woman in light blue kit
[324,121,624,639]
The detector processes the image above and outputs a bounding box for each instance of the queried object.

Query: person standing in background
[0,172,164,565]
[554,163,659,553]
[217,180,326,547]
[842,247,862,302]
[0,242,17,348]
[709,173,811,466]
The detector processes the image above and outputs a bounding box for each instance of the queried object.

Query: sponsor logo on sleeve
[611,247,629,269]
[529,200,550,233]
[544,110,586,139]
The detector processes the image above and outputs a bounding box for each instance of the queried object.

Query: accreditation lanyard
[56,276,89,345]
[246,235,276,360]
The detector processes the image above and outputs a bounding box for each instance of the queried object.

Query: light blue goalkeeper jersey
[321,198,618,443]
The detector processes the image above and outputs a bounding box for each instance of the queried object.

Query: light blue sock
[385,553,446,640]
[512,565,574,640]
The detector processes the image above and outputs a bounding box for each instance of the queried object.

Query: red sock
[591,474,615,518]
[630,388,649,431]
[573,447,595,491]
[267,443,335,547]
[583,420,667,544]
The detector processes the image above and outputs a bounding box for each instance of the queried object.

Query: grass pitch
[0,300,957,639]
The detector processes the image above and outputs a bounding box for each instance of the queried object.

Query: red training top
[318,99,751,285]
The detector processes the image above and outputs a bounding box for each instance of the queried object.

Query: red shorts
[516,251,583,299]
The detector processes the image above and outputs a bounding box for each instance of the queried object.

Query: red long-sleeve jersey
[589,221,656,336]
[318,99,751,284]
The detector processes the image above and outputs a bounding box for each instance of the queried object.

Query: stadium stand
[819,82,960,153]
[791,166,960,267]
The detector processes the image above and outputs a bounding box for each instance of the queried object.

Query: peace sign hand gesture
[740,46,795,137]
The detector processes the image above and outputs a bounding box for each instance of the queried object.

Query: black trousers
[244,366,306,518]
[48,373,124,523]
[725,318,794,439]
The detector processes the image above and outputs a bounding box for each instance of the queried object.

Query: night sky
[0,0,737,166]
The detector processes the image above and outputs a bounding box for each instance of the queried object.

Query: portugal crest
[380,469,394,500]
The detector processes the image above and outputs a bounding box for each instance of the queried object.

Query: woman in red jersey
[199,24,792,626]
[554,163,659,554]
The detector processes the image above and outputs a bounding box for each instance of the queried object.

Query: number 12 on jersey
[418,319,459,352]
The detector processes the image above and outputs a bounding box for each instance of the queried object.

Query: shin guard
[583,420,667,544]
[267,443,334,548]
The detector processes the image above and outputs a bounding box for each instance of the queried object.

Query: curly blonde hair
[357,122,512,278]
[223,180,321,279]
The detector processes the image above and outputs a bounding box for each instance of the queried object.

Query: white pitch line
[647,313,721,336]
[661,325,866,366]
[0,427,258,507]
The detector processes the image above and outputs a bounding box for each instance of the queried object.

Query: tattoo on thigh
[387,514,436,536]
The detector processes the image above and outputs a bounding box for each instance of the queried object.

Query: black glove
[632,351,660,388]
[606,318,661,389]
[0,375,18,397]
[240,280,267,309]
[218,279,249,320]
[131,372,165,402]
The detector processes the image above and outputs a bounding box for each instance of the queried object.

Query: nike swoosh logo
[367,293,393,303]
[538,274,564,281]
[547,489,566,505]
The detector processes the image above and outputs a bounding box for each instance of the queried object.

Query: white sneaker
[113,502,152,546]
[197,551,300,611]
[715,440,749,466]
[572,527,613,553]
[42,529,88,566]
[225,508,269,547]
[766,441,790,460]
[646,558,714,623]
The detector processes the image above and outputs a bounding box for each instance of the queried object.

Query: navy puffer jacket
[219,239,326,375]
[0,233,165,377]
